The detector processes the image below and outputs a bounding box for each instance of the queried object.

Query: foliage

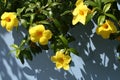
[0,0,120,70]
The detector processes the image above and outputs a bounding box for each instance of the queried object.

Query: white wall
[0,21,120,80]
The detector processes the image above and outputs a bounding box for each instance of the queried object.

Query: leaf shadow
[68,20,120,80]
[0,26,30,80]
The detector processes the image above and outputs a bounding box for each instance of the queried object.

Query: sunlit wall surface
[1,19,120,80]
[1,1,120,79]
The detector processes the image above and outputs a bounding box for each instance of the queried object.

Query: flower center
[103,24,108,29]
[6,17,11,22]
[37,31,42,37]
[58,58,64,64]
[79,10,84,15]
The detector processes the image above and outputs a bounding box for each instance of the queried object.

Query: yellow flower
[1,12,19,31]
[72,1,90,25]
[96,20,117,39]
[51,50,71,70]
[29,25,52,45]
[75,0,83,6]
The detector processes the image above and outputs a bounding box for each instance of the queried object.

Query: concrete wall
[0,20,120,80]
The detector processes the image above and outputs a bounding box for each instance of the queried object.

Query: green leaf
[20,19,28,28]
[30,13,36,24]
[86,12,96,24]
[98,15,105,25]
[105,13,118,22]
[29,41,42,55]
[15,49,21,58]
[69,48,78,55]
[85,1,97,7]
[20,40,26,47]
[11,44,19,49]
[53,19,61,32]
[23,13,36,24]
[59,35,68,47]
[109,32,120,40]
[102,0,115,4]
[39,20,49,24]
[19,53,24,64]
[67,35,75,43]
[103,3,111,13]
[17,7,25,16]
[42,10,49,16]
[60,10,71,16]
[49,2,60,7]
[48,0,52,3]
[95,0,102,8]
[21,49,33,61]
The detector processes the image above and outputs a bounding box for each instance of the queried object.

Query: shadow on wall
[22,20,120,80]
[24,50,76,80]
[1,2,120,80]
[0,26,30,80]
[15,26,77,80]
[1,20,120,80]
[68,20,120,80]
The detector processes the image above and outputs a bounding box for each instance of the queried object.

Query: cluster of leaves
[85,0,119,25]
[0,0,77,63]
[85,0,120,56]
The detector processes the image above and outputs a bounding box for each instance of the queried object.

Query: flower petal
[72,15,80,25]
[56,62,62,69]
[51,56,57,63]
[1,20,6,28]
[39,37,48,45]
[63,64,70,70]
[75,0,83,6]
[43,30,52,39]
[64,55,71,64]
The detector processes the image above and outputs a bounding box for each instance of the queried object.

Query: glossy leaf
[30,13,36,24]
[98,15,105,25]
[11,44,19,49]
[59,35,68,47]
[85,1,97,7]
[86,12,96,24]
[60,10,71,16]
[15,49,21,58]
[103,3,111,13]
[105,13,118,22]
[95,0,102,8]
[102,0,115,4]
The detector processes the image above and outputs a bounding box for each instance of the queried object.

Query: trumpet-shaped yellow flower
[1,12,19,31]
[72,1,90,25]
[29,25,52,45]
[51,50,71,70]
[96,20,117,39]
